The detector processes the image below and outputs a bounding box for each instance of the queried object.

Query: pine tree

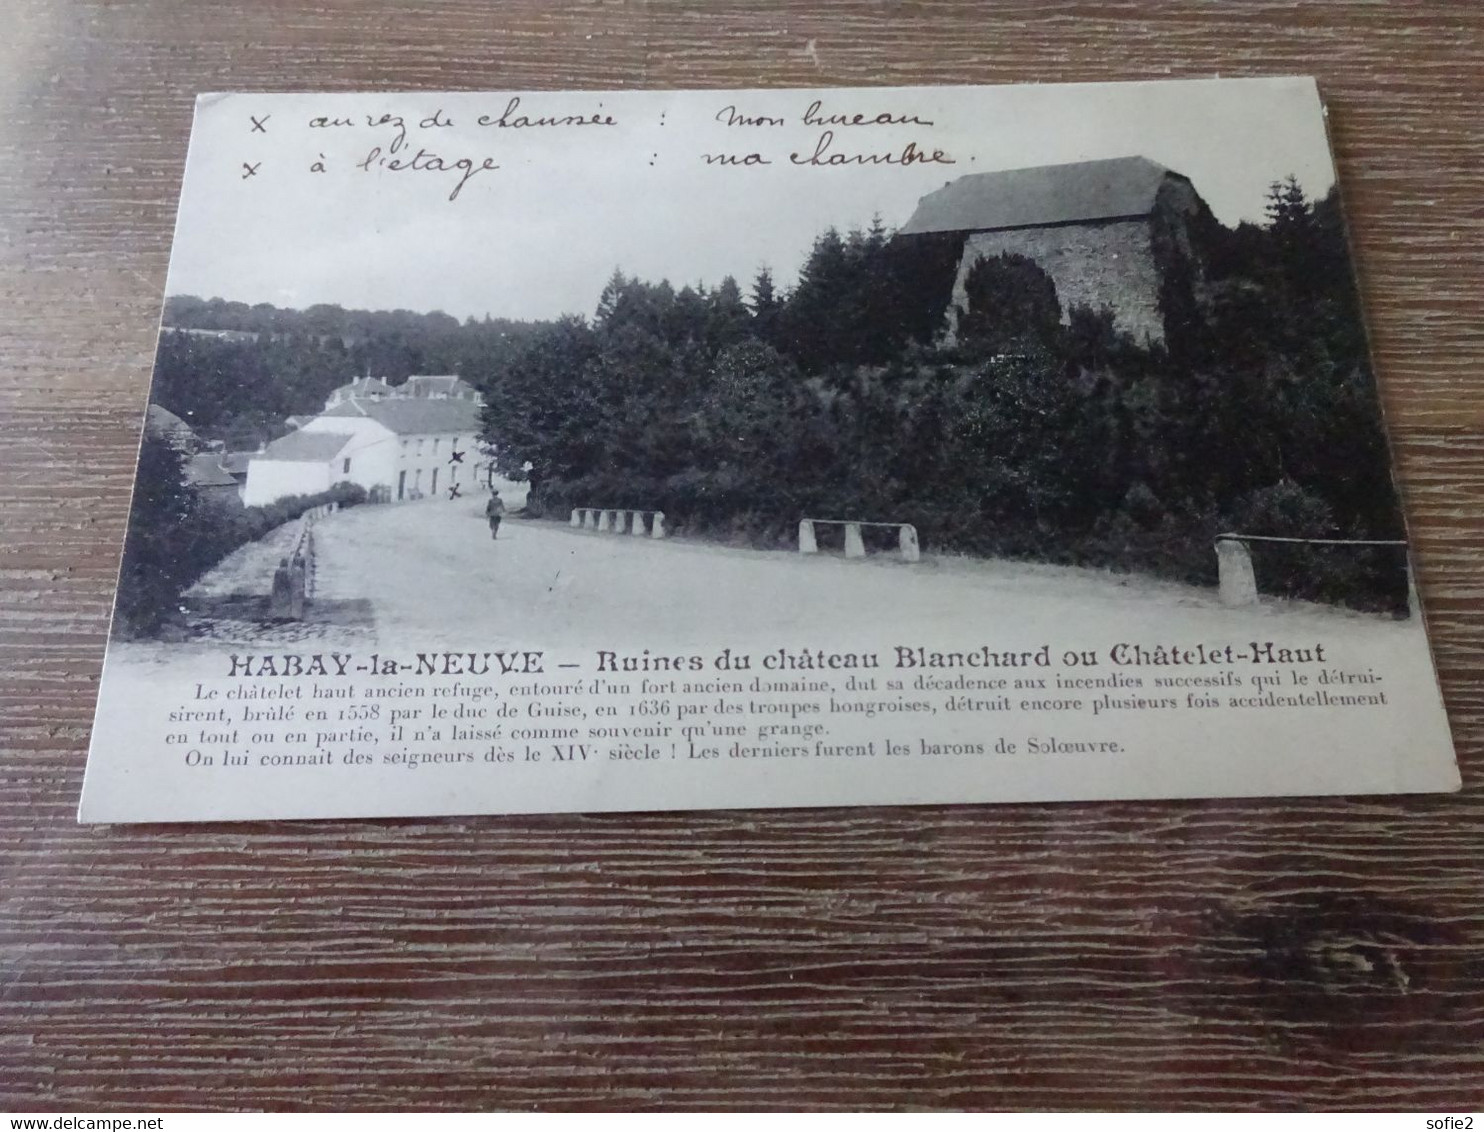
[673,283,709,347]
[749,266,778,315]
[778,227,863,371]
[595,268,628,326]
[749,266,781,347]
[706,275,753,351]
[1264,174,1310,233]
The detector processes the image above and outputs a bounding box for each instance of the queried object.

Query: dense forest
[150,177,1407,614]
[477,181,1408,611]
[155,298,536,449]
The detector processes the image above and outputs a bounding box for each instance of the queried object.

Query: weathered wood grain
[2,0,1482,1111]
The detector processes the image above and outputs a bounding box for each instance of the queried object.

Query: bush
[114,456,369,639]
[1228,479,1405,612]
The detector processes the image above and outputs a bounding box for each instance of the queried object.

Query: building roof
[257,430,356,462]
[898,156,1178,236]
[144,404,197,445]
[327,376,396,404]
[320,397,481,436]
[184,453,239,488]
[399,374,478,399]
[162,327,260,343]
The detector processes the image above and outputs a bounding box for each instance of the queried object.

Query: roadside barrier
[1214,532,1409,609]
[799,518,920,563]
[270,510,326,619]
[570,507,668,538]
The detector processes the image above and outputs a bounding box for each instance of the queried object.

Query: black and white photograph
[79,79,1459,822]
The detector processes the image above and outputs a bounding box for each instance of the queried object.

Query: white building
[242,377,514,507]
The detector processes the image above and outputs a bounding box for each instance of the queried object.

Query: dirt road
[307,497,1396,653]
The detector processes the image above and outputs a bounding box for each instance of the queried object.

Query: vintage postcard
[79,78,1459,822]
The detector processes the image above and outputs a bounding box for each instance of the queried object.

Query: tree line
[145,178,1408,615]
[478,180,1408,612]
[155,298,537,450]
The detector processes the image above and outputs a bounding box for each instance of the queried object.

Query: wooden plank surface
[2,0,1482,1111]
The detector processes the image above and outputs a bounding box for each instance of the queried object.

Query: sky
[165,78,1337,322]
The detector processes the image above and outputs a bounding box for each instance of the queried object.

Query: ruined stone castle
[898,155,1210,344]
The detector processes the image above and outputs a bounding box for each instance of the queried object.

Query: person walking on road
[485,490,505,540]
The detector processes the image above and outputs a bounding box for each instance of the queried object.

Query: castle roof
[898,156,1180,236]
[258,430,356,462]
[319,397,480,436]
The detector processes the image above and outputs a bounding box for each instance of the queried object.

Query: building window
[432,438,439,457]
[342,458,351,474]
[417,439,424,456]
[431,468,438,495]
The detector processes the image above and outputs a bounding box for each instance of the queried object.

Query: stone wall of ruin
[950,217,1166,344]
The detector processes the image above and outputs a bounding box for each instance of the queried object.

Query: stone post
[598,510,612,533]
[270,558,294,619]
[570,510,581,528]
[614,510,630,534]
[798,519,818,554]
[580,509,592,530]
[652,512,667,539]
[1216,538,1258,606]
[899,524,920,563]
[844,522,866,559]
[288,556,307,620]
[631,511,646,536]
